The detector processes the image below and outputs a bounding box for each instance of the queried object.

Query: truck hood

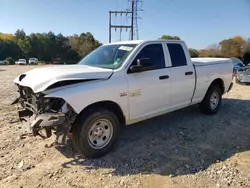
[14,65,113,93]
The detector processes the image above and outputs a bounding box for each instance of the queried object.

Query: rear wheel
[72,108,121,158]
[200,85,222,115]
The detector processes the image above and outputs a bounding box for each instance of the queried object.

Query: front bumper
[29,61,37,64]
[18,109,72,146]
[237,75,250,83]
[13,84,75,146]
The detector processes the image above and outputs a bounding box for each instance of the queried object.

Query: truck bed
[190,58,233,105]
[191,58,232,66]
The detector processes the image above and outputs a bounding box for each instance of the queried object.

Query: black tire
[72,108,121,158]
[200,85,222,115]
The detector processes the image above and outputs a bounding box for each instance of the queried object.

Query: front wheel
[72,108,121,158]
[200,85,222,115]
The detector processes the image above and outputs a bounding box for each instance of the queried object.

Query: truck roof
[105,39,185,45]
[105,40,143,45]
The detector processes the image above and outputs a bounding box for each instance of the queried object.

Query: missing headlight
[50,98,65,112]
[43,98,65,113]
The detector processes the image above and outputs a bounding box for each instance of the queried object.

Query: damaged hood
[14,65,113,93]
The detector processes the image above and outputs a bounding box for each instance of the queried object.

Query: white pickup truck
[13,40,234,158]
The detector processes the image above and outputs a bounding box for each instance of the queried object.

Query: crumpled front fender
[44,80,108,114]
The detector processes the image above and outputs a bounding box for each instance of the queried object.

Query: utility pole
[131,0,134,40]
[108,11,132,43]
[109,11,111,43]
[108,0,143,43]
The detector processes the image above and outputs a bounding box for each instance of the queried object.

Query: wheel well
[75,101,126,127]
[210,78,225,94]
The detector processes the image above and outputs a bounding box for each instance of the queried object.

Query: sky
[1,0,250,49]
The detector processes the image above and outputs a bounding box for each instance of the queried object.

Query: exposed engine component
[14,84,77,146]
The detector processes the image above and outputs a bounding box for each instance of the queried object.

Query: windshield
[19,59,25,62]
[78,44,137,69]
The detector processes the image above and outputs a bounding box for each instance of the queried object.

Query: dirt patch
[0,65,250,188]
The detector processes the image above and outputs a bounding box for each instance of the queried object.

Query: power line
[127,0,143,40]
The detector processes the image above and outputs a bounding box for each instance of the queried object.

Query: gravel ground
[0,65,250,188]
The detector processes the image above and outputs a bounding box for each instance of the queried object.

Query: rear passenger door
[166,43,196,109]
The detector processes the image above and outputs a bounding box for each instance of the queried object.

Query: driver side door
[125,43,172,122]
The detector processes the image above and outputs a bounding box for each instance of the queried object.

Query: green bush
[4,57,14,65]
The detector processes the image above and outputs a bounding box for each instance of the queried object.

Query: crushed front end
[12,84,77,146]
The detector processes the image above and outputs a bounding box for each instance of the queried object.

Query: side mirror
[129,58,153,73]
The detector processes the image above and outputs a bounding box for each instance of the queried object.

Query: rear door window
[167,43,187,67]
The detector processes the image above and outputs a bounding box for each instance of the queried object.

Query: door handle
[159,75,169,80]
[185,71,193,76]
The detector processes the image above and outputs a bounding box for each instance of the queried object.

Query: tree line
[161,35,250,64]
[1,31,249,65]
[0,29,102,64]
